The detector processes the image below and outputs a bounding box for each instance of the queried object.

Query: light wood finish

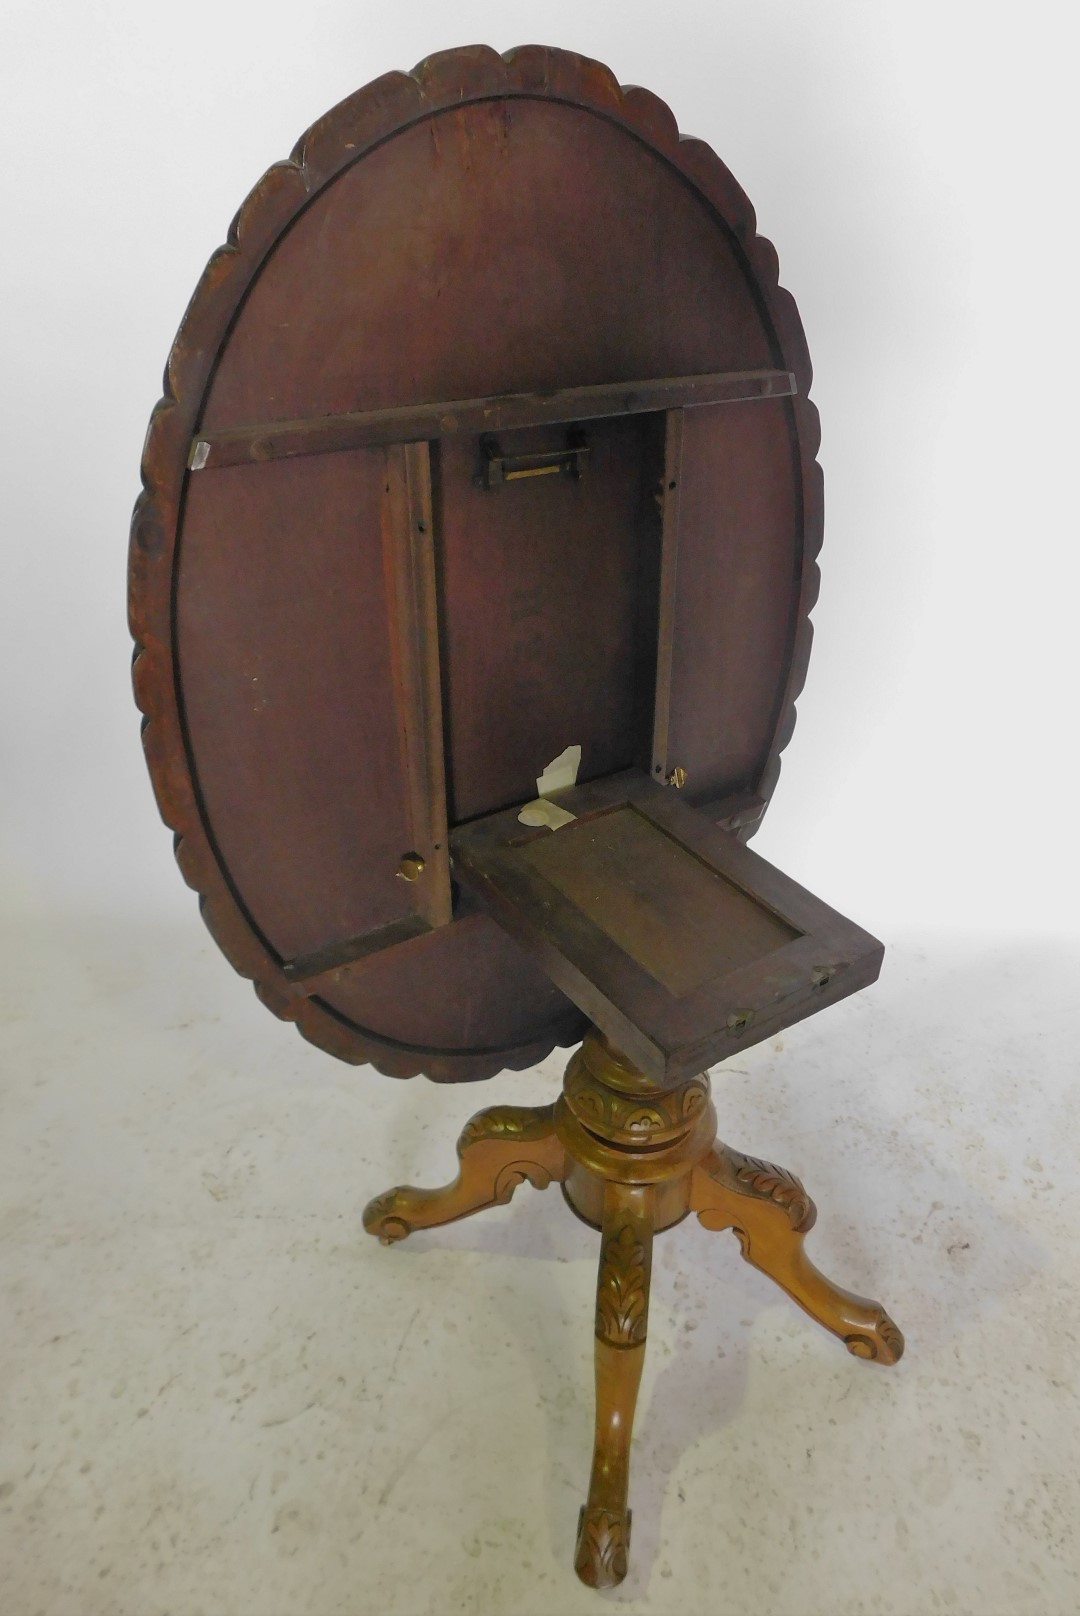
[575,1181,653,1589]
[689,1145,903,1363]
[362,1104,566,1243]
[363,1028,903,1585]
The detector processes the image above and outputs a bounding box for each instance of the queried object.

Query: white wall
[2,0,1075,941]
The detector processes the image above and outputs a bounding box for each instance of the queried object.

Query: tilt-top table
[129,44,902,1589]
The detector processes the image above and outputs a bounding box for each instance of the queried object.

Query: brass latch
[479,429,589,490]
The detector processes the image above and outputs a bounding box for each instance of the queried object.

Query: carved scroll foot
[689,1144,904,1365]
[574,1182,654,1588]
[362,1103,565,1244]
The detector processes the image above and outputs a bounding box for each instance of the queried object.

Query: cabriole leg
[363,1103,565,1244]
[689,1142,903,1364]
[574,1181,655,1589]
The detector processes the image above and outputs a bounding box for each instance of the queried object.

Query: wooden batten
[187,369,796,472]
[650,408,684,785]
[381,441,453,931]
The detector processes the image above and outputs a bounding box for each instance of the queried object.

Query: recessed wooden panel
[438,416,662,823]
[519,806,799,996]
[176,450,417,960]
[451,770,883,1082]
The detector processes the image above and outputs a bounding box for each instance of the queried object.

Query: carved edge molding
[128,42,821,1079]
[731,1150,817,1233]
[458,1104,558,1151]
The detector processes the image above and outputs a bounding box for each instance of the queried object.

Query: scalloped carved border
[128,42,822,1081]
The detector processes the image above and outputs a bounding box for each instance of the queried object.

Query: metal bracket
[479,429,589,490]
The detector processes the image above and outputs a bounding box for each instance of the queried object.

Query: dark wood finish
[649,408,683,783]
[188,368,796,471]
[129,44,822,1080]
[301,912,584,1063]
[661,401,805,802]
[282,914,430,984]
[520,807,800,994]
[175,449,419,964]
[364,1031,903,1588]
[450,770,883,1083]
[382,441,452,931]
[438,415,662,823]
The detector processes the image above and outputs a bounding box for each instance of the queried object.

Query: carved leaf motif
[458,1106,533,1150]
[566,1060,709,1139]
[574,1507,629,1587]
[596,1224,649,1345]
[734,1153,814,1232]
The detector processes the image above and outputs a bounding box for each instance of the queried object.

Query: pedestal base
[363,1031,903,1589]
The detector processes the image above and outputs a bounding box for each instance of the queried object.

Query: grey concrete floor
[1,907,1078,1615]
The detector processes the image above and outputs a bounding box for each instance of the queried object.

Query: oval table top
[129,44,822,1081]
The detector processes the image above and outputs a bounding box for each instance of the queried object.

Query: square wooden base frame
[364,1030,903,1589]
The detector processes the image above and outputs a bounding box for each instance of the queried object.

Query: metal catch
[479,430,589,490]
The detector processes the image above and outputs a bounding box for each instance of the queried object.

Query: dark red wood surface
[438,417,662,824]
[129,45,823,1081]
[662,402,802,802]
[177,450,414,961]
[197,100,773,427]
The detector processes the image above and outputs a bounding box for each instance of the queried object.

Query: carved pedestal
[363,1031,903,1588]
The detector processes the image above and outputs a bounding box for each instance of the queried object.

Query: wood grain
[451,770,883,1083]
[129,44,824,1080]
[188,368,795,470]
